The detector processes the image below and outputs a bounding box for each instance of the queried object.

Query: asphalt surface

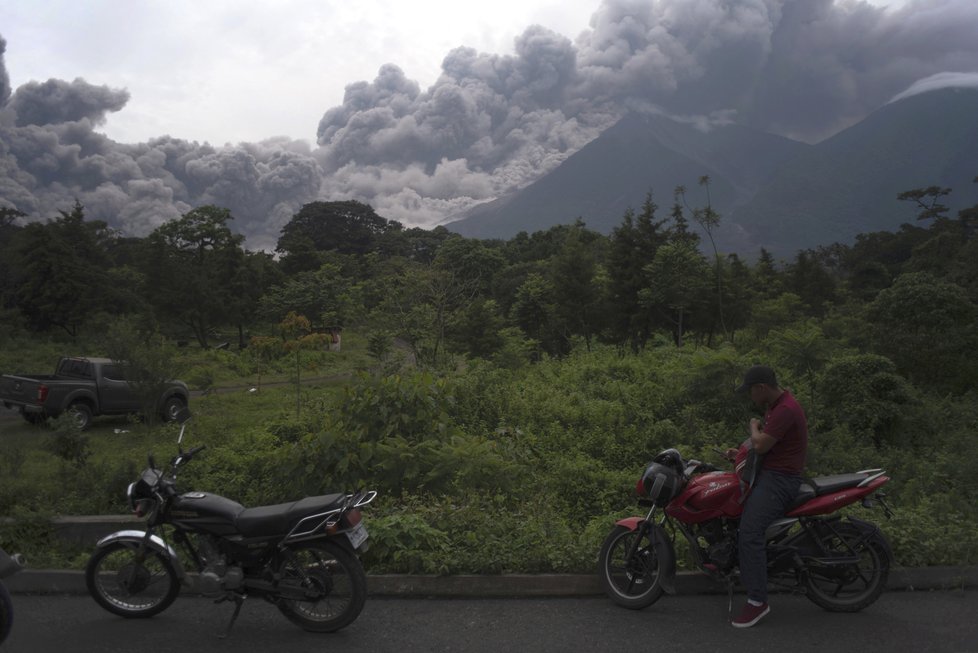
[2,590,976,653]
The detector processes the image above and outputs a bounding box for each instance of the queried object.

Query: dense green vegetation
[2,181,978,573]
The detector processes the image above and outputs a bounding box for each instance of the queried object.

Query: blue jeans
[738,469,802,603]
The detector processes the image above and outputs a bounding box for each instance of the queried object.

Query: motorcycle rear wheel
[599,525,666,609]
[0,580,13,644]
[275,540,367,632]
[85,541,180,618]
[804,522,890,612]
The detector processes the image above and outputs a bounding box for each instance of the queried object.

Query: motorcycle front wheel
[599,525,666,609]
[0,580,13,644]
[275,540,367,633]
[85,541,181,618]
[804,521,890,612]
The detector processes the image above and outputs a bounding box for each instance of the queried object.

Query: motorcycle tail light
[326,508,362,535]
[635,477,645,496]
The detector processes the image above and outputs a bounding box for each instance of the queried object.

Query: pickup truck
[0,357,190,430]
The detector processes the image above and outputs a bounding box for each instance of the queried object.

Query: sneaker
[731,602,770,628]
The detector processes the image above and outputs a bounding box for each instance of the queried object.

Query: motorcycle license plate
[346,523,369,549]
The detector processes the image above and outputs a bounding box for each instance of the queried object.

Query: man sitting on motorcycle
[726,365,808,628]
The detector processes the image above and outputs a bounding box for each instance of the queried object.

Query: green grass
[0,330,374,567]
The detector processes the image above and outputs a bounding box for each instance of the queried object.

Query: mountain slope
[725,87,978,256]
[447,112,808,239]
[448,88,978,257]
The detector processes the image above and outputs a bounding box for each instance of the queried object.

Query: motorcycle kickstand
[726,578,735,621]
[215,593,246,639]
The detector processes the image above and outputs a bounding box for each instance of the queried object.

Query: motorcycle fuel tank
[666,472,744,522]
[168,492,244,535]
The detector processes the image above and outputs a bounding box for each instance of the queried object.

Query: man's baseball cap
[735,365,778,393]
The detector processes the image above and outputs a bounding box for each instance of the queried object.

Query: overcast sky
[0,0,909,146]
[4,0,975,250]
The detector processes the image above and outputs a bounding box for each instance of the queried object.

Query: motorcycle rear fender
[614,517,677,595]
[95,530,187,581]
[844,516,894,561]
[0,548,24,579]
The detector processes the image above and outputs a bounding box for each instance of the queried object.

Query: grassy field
[0,332,377,568]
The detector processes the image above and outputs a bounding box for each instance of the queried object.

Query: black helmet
[639,449,686,506]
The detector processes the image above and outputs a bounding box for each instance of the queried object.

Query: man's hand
[748,418,779,455]
[724,448,738,461]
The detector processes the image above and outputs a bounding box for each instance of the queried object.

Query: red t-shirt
[761,390,808,475]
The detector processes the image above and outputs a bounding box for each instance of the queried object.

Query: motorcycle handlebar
[172,444,206,468]
[186,444,207,458]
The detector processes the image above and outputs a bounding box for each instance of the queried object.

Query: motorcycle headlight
[127,470,161,516]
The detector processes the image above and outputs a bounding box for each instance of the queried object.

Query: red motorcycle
[599,447,893,613]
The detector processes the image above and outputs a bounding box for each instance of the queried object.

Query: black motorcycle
[0,546,25,644]
[85,409,376,636]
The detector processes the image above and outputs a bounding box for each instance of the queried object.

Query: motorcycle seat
[235,493,347,537]
[789,482,817,510]
[809,473,871,495]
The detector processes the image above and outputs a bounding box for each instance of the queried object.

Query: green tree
[897,185,952,222]
[368,259,482,369]
[278,312,330,417]
[784,250,838,317]
[767,320,832,424]
[606,193,669,352]
[142,205,247,348]
[276,200,400,273]
[432,237,507,297]
[680,177,728,342]
[867,272,978,391]
[640,241,710,347]
[447,298,506,360]
[819,354,917,447]
[720,253,755,339]
[511,272,567,357]
[258,263,351,331]
[748,293,806,340]
[0,207,25,317]
[248,335,283,392]
[9,201,115,337]
[753,248,785,300]
[551,225,605,351]
[226,250,282,348]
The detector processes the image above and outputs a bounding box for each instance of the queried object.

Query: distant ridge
[726,87,978,256]
[448,87,978,257]
[447,112,807,240]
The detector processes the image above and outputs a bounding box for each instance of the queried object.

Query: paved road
[2,591,975,653]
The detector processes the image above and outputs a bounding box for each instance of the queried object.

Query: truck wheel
[160,397,186,423]
[67,403,93,431]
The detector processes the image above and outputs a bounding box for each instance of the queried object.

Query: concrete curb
[7,566,976,598]
[6,516,976,597]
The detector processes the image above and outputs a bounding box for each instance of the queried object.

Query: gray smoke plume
[2,0,978,248]
[0,37,10,107]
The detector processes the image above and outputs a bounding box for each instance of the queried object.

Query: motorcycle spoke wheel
[804,522,889,613]
[599,525,665,609]
[275,540,367,633]
[85,541,180,618]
